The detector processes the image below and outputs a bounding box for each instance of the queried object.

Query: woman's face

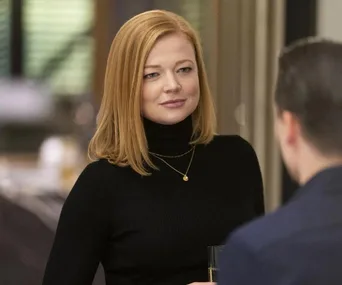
[141,32,200,125]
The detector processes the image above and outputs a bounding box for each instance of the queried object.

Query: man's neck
[299,153,342,185]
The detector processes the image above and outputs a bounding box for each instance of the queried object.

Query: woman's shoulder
[81,158,117,174]
[67,159,123,199]
[76,159,124,184]
[208,135,254,152]
[84,158,122,172]
[200,135,258,162]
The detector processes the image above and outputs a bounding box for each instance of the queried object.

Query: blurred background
[0,0,339,284]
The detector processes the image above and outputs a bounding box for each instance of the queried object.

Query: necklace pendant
[183,175,189,181]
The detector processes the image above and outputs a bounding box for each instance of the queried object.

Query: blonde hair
[88,9,216,176]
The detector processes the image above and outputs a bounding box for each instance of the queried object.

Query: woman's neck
[143,116,193,156]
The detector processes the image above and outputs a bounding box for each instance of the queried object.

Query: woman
[42,10,264,285]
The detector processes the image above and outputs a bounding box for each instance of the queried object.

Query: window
[0,0,11,77]
[23,0,94,96]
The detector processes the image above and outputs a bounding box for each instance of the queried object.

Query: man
[218,38,342,285]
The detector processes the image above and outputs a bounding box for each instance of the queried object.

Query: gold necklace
[149,145,195,159]
[149,146,196,181]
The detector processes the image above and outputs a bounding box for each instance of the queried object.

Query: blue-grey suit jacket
[219,165,342,285]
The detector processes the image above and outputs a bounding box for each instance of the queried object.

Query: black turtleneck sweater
[42,116,264,285]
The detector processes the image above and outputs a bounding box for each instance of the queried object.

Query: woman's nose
[163,73,181,93]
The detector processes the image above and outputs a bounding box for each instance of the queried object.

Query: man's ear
[281,110,301,145]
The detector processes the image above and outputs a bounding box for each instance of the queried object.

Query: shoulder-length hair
[88,10,216,176]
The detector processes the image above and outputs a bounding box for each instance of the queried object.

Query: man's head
[274,38,342,183]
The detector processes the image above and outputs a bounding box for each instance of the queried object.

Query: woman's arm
[248,143,265,216]
[42,162,109,285]
[239,137,265,217]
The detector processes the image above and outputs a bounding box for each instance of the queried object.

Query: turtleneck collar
[143,115,193,156]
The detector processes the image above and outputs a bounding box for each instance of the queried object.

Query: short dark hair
[275,38,342,155]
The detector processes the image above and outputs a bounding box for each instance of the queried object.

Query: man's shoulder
[226,203,303,253]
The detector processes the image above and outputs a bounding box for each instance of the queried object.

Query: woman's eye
[178,67,192,73]
[143,72,159,79]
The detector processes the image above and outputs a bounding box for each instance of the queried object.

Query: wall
[317,0,342,40]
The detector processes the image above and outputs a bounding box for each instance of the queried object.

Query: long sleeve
[42,162,109,285]
[241,137,265,217]
[248,143,265,216]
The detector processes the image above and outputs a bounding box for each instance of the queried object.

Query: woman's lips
[161,99,186,108]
